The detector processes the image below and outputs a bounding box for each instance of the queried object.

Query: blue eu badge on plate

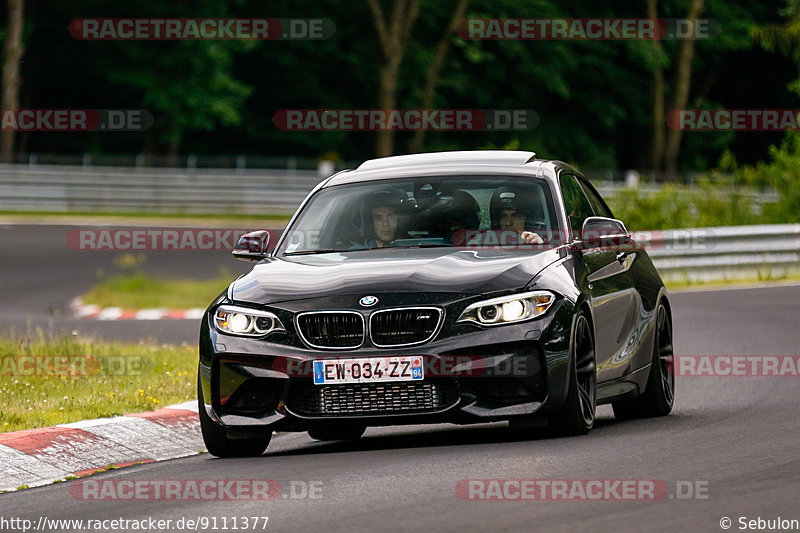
[313,360,325,384]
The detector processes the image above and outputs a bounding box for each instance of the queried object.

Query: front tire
[550,312,596,436]
[198,376,271,457]
[612,302,674,420]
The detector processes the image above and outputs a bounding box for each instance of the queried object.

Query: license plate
[313,356,423,385]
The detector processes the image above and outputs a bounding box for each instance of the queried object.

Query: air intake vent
[288,381,459,416]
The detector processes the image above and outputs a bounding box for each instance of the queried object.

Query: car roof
[322,150,576,188]
[357,150,537,171]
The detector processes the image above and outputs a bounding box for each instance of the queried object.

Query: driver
[372,204,398,247]
[360,190,407,248]
[490,187,543,244]
[499,206,528,231]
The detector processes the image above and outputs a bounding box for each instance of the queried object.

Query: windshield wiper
[287,243,455,254]
[374,243,454,250]
[284,249,341,256]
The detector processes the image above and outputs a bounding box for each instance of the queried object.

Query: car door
[559,172,637,383]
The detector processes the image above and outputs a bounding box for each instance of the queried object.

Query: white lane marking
[0,443,71,491]
[96,307,123,320]
[74,304,100,317]
[135,308,168,320]
[165,400,199,413]
[65,416,202,461]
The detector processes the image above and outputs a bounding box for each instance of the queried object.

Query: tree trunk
[377,58,402,157]
[647,0,665,173]
[1,0,25,163]
[409,0,471,153]
[663,0,704,179]
[368,0,420,157]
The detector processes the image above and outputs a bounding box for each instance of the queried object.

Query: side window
[577,177,614,219]
[559,173,594,237]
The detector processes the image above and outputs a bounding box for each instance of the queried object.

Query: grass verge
[664,271,800,292]
[0,331,196,433]
[82,271,234,309]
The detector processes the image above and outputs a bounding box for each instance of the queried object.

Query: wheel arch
[658,291,673,328]
[575,298,595,347]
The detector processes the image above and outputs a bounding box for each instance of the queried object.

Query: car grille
[370,308,442,346]
[297,312,364,349]
[288,381,458,416]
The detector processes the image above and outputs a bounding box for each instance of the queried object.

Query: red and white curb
[70,297,205,321]
[0,401,204,492]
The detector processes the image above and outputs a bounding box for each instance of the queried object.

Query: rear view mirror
[579,217,632,249]
[232,230,272,262]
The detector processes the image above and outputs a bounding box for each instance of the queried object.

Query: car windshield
[279,176,558,255]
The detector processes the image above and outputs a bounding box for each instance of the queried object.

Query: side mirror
[232,230,273,262]
[579,216,632,249]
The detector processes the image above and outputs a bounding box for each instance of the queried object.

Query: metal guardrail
[0,162,779,215]
[1,163,797,283]
[0,164,326,215]
[638,224,800,283]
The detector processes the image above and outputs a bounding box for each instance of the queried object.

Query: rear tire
[550,312,596,436]
[198,376,271,457]
[308,425,366,441]
[612,302,674,420]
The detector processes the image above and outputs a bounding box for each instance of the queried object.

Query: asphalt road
[2,237,799,533]
[0,223,252,344]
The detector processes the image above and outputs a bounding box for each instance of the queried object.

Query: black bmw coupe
[198,150,674,457]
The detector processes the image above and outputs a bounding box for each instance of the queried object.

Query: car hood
[231,248,562,305]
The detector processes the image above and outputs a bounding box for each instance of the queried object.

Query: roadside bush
[606,182,761,230]
[715,132,800,224]
[605,132,800,230]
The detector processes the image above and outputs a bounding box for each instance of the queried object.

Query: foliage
[607,131,800,229]
[4,0,796,170]
[714,131,800,223]
[606,182,762,230]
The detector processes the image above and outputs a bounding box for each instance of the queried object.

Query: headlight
[214,305,286,337]
[457,291,555,326]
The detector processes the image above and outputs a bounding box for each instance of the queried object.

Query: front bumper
[199,299,575,434]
